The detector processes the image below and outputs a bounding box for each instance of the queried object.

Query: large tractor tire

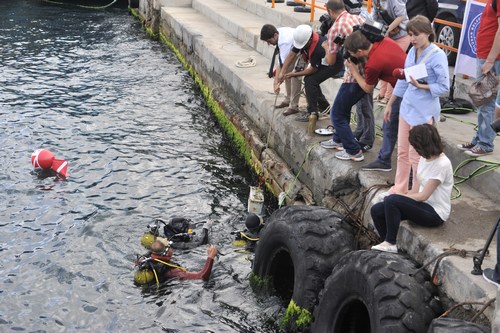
[427,317,490,333]
[252,206,355,330]
[312,250,443,333]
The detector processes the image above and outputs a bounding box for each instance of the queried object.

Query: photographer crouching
[342,23,407,171]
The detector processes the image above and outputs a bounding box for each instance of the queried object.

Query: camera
[333,34,346,46]
[319,13,334,37]
[295,65,304,72]
[492,118,500,133]
[343,48,359,65]
[353,19,386,43]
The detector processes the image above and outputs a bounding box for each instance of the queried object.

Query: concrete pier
[135,0,500,329]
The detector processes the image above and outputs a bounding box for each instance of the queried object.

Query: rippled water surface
[0,1,281,331]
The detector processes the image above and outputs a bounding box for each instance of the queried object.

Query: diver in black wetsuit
[234,214,264,252]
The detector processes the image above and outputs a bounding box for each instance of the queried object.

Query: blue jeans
[331,83,366,154]
[371,194,444,244]
[376,96,401,166]
[471,59,500,151]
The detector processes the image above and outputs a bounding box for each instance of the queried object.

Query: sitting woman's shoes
[371,241,397,253]
[283,107,299,116]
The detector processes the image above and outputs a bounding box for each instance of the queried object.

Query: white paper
[404,63,428,82]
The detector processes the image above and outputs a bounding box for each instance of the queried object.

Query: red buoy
[31,149,69,177]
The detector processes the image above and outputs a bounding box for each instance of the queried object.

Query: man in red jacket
[343,28,407,171]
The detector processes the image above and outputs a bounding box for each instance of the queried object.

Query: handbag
[468,71,499,107]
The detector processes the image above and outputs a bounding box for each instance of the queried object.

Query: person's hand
[278,73,285,84]
[383,104,392,123]
[345,59,357,73]
[482,60,494,75]
[409,75,421,88]
[321,40,329,52]
[273,81,280,95]
[207,244,217,259]
[283,72,294,80]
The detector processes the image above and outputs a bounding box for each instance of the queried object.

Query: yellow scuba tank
[134,269,155,285]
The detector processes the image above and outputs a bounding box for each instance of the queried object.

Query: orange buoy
[31,149,69,177]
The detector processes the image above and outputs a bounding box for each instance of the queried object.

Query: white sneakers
[371,241,398,253]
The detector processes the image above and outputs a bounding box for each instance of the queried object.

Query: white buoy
[248,186,264,215]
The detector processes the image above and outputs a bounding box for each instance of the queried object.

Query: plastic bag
[468,71,499,107]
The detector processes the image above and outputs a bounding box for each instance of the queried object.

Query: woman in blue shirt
[384,15,449,195]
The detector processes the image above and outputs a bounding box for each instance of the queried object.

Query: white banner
[454,0,487,77]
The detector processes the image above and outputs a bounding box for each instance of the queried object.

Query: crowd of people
[260,0,500,283]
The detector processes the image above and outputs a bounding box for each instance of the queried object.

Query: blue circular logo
[467,13,481,54]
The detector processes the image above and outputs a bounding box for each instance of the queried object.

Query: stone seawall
[132,0,500,330]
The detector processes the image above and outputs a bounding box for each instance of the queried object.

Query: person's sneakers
[456,142,475,151]
[464,145,493,157]
[362,160,392,172]
[371,241,398,253]
[483,268,500,288]
[283,107,299,116]
[335,150,364,161]
[320,139,344,150]
[360,144,372,153]
[319,106,331,116]
[295,112,311,122]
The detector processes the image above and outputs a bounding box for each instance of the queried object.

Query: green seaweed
[249,272,271,291]
[280,299,313,332]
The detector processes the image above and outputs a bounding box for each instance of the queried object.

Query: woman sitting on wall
[370,124,453,253]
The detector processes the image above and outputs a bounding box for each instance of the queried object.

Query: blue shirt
[393,43,449,126]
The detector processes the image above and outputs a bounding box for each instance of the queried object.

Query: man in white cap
[278,24,344,122]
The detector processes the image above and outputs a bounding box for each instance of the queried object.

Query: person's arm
[405,179,441,202]
[383,94,398,122]
[274,64,283,94]
[387,16,404,35]
[165,245,217,281]
[421,50,449,96]
[482,16,500,74]
[284,64,317,78]
[322,39,337,66]
[346,59,375,93]
[279,50,299,83]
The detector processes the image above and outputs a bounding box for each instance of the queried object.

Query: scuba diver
[134,217,216,285]
[234,214,265,252]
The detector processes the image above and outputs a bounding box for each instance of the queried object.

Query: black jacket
[406,0,438,21]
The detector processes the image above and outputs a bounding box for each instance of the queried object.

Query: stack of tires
[252,206,445,332]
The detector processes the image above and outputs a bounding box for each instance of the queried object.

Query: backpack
[406,0,438,21]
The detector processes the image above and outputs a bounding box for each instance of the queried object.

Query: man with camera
[320,0,371,161]
[278,23,344,122]
[342,26,406,170]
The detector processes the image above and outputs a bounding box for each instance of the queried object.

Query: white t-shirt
[416,154,453,221]
[277,27,295,64]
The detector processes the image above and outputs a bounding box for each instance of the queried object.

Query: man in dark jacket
[406,0,438,21]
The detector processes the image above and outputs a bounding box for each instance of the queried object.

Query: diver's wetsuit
[171,226,209,250]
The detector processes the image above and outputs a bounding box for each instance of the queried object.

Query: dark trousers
[377,96,401,166]
[371,194,444,244]
[304,62,343,114]
[331,83,366,154]
[353,92,375,147]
